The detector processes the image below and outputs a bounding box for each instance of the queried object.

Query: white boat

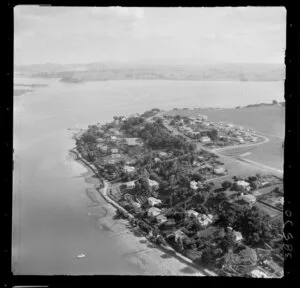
[76,254,86,259]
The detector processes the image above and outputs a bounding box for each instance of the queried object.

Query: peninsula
[72,106,284,278]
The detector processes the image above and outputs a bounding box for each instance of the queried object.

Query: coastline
[69,148,216,276]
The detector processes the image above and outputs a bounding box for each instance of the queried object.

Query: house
[237,136,245,144]
[192,161,201,167]
[125,137,143,146]
[98,145,108,152]
[125,180,136,189]
[173,229,188,242]
[279,197,284,205]
[250,269,269,278]
[197,114,208,121]
[156,214,167,224]
[96,137,104,143]
[190,180,198,190]
[240,193,256,205]
[123,165,136,174]
[214,167,226,175]
[131,201,141,209]
[158,151,168,158]
[261,181,270,187]
[111,153,121,159]
[233,230,243,242]
[148,179,159,190]
[200,136,211,143]
[148,197,162,207]
[111,148,119,154]
[187,209,200,218]
[147,207,162,217]
[236,180,251,191]
[154,157,161,163]
[197,156,205,161]
[197,214,213,227]
[110,136,117,141]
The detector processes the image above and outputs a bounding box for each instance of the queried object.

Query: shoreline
[69,149,216,276]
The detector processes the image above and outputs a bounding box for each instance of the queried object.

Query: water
[13,77,284,274]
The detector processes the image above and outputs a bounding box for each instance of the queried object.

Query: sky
[14,6,286,66]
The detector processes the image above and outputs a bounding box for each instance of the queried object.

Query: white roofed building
[148,179,159,190]
[236,180,251,191]
[125,180,136,189]
[200,136,211,143]
[147,207,161,217]
[148,197,162,207]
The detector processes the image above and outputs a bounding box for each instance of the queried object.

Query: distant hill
[14,62,285,83]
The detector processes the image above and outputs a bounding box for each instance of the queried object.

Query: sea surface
[13,77,284,274]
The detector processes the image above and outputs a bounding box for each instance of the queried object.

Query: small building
[154,157,161,163]
[197,114,208,121]
[251,269,269,278]
[200,136,211,143]
[236,136,244,144]
[214,167,226,175]
[173,229,188,243]
[187,209,200,218]
[148,179,159,190]
[236,180,251,191]
[111,153,121,159]
[131,201,141,209]
[123,165,136,174]
[192,161,201,167]
[197,214,213,227]
[148,197,162,207]
[98,145,108,152]
[96,137,104,143]
[156,214,167,224]
[158,151,168,158]
[197,156,205,161]
[125,180,136,189]
[190,180,198,190]
[125,137,143,146]
[110,136,117,141]
[240,193,256,205]
[261,181,270,187]
[147,207,162,217]
[111,148,119,154]
[279,197,284,205]
[233,230,243,242]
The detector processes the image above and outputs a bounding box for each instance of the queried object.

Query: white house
[200,136,211,143]
[156,214,167,224]
[187,209,199,218]
[236,180,251,191]
[98,145,108,152]
[154,157,161,163]
[123,165,136,174]
[237,136,245,144]
[197,214,213,227]
[190,180,198,190]
[147,207,161,217]
[173,229,188,242]
[125,180,136,189]
[148,197,162,207]
[240,193,256,205]
[278,197,284,205]
[110,136,117,141]
[233,230,243,242]
[214,167,226,175]
[251,269,269,278]
[197,114,208,121]
[158,151,168,158]
[111,148,119,154]
[148,179,159,190]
